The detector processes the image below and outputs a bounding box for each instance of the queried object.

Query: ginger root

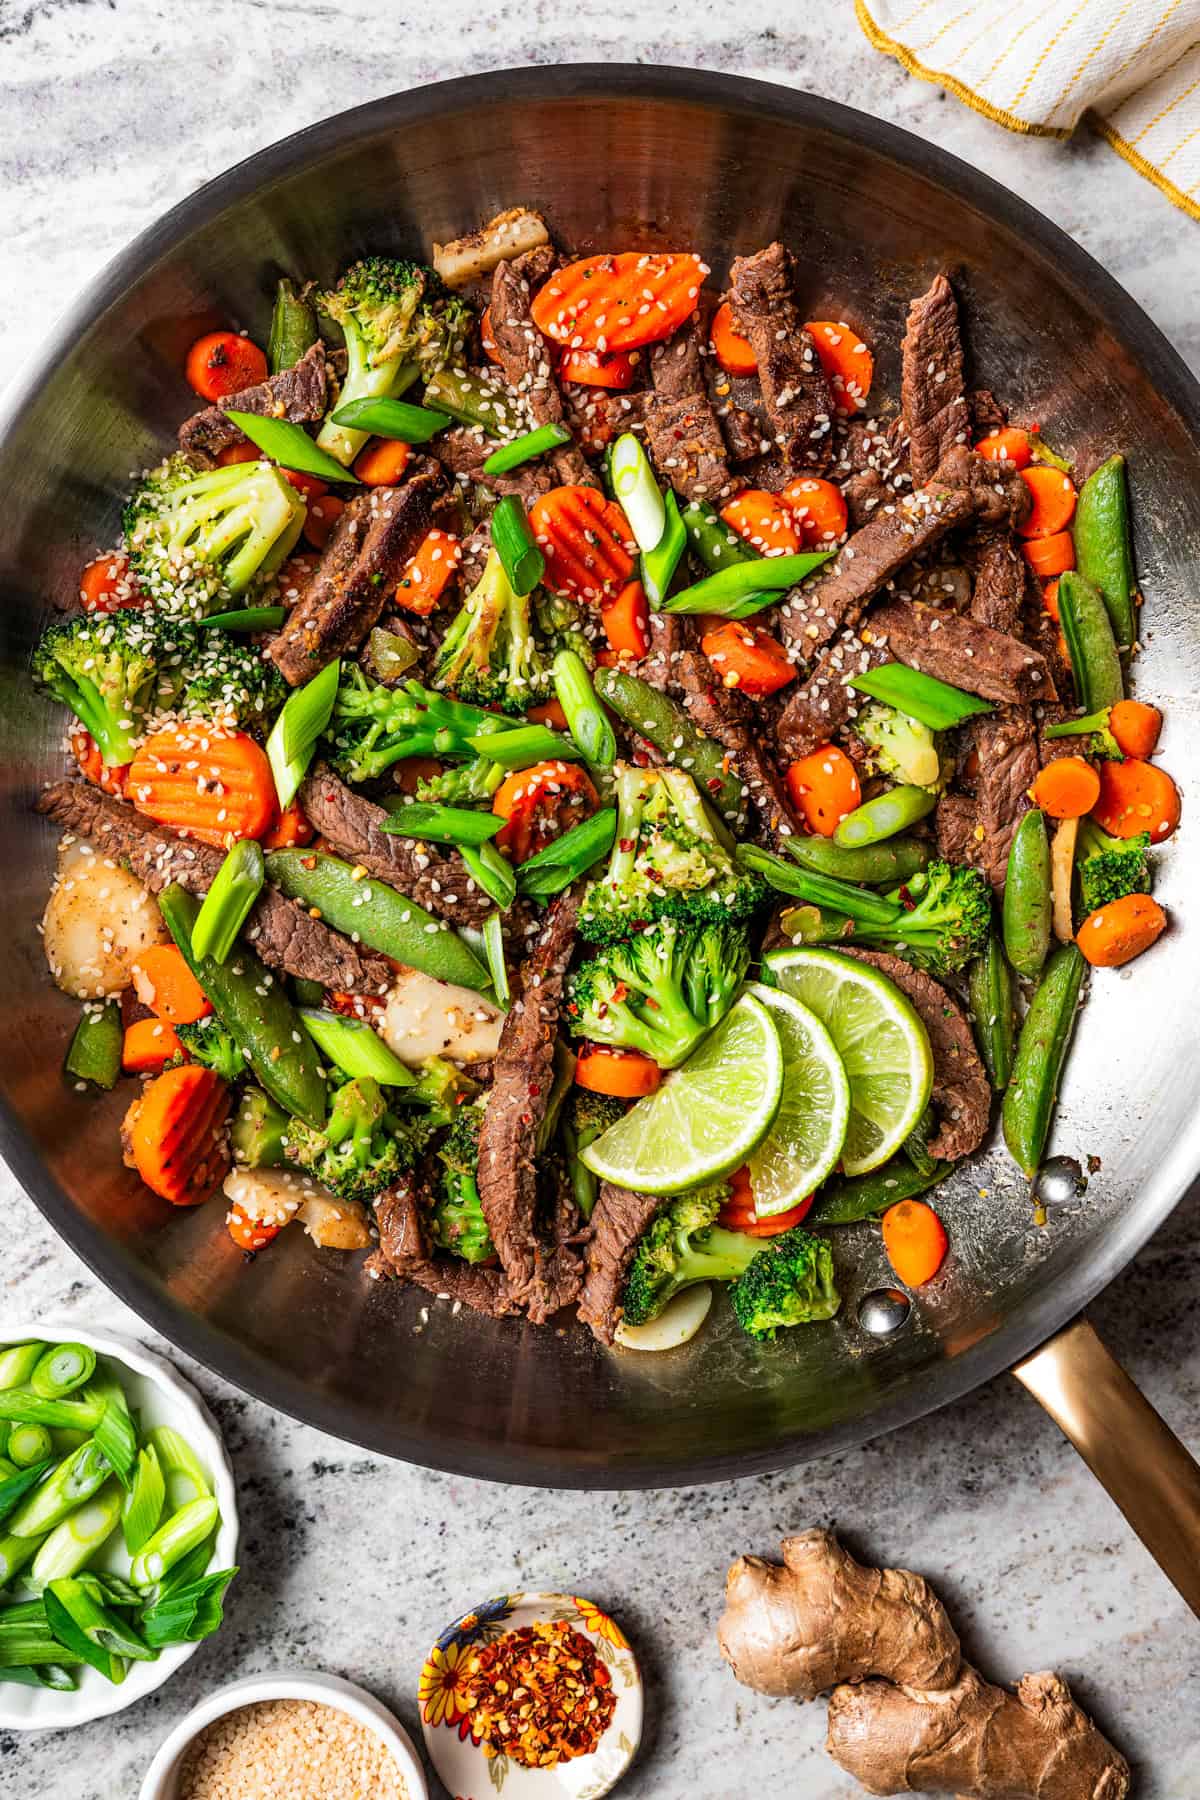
[718,1529,1130,1800]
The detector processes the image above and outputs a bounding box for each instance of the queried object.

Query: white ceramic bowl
[139,1671,429,1800]
[0,1322,238,1731]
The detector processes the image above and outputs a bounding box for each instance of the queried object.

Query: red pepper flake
[461,1620,616,1769]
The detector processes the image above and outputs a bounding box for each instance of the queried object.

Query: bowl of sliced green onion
[0,1324,239,1729]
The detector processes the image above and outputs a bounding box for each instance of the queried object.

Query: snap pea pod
[63,1002,122,1092]
[1002,810,1052,979]
[833,785,937,849]
[266,277,318,375]
[847,663,992,730]
[808,1158,950,1227]
[592,666,745,825]
[157,884,327,1129]
[1074,453,1137,652]
[968,928,1015,1091]
[265,849,489,992]
[1057,571,1123,714]
[1002,944,1086,1176]
[737,845,902,923]
[785,833,932,886]
[680,499,757,574]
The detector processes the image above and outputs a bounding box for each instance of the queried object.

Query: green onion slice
[467,723,581,769]
[847,662,993,730]
[380,803,503,847]
[267,657,341,809]
[191,839,265,965]
[490,495,545,596]
[140,1568,238,1649]
[642,490,687,610]
[663,550,834,614]
[200,606,287,634]
[329,396,451,441]
[221,411,360,483]
[145,1427,212,1513]
[482,423,572,477]
[461,843,517,911]
[129,1497,220,1591]
[6,1425,52,1469]
[0,1346,44,1392]
[122,1444,165,1557]
[610,433,666,553]
[482,911,510,1007]
[552,650,617,768]
[516,809,617,899]
[30,1344,96,1402]
[298,1009,415,1087]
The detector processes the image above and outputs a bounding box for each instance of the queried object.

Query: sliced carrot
[493,760,599,863]
[710,301,757,376]
[786,745,862,837]
[1030,756,1101,820]
[480,306,501,365]
[718,1167,814,1236]
[1042,578,1061,620]
[530,252,707,354]
[804,320,874,414]
[128,723,277,848]
[1019,465,1078,540]
[720,491,800,557]
[527,698,570,731]
[1024,531,1075,578]
[262,799,314,850]
[574,1045,661,1098]
[122,1017,185,1075]
[529,486,636,601]
[215,442,259,467]
[71,726,129,797]
[126,1063,230,1206]
[280,468,328,501]
[779,477,849,547]
[560,347,638,389]
[394,528,462,615]
[303,494,346,550]
[701,621,796,699]
[600,578,650,658]
[184,331,268,403]
[1109,699,1162,759]
[1076,892,1167,968]
[882,1198,948,1286]
[131,944,212,1025]
[79,552,141,614]
[975,426,1031,469]
[354,438,412,486]
[227,1202,284,1252]
[1093,758,1180,844]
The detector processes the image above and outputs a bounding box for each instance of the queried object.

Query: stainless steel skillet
[1,64,1198,1606]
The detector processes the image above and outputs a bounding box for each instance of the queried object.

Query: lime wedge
[581,991,783,1195]
[745,983,850,1214]
[763,948,933,1176]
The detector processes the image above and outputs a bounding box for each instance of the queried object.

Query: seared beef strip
[477,891,583,1323]
[969,528,1026,633]
[901,274,970,485]
[933,443,1030,530]
[842,949,990,1162]
[369,1179,520,1317]
[776,629,889,761]
[935,791,980,868]
[675,650,802,847]
[431,425,555,508]
[727,244,834,475]
[969,387,1007,436]
[636,609,693,695]
[177,343,328,464]
[270,461,451,685]
[578,1184,664,1345]
[37,781,391,992]
[642,315,731,503]
[489,248,592,487]
[300,764,494,928]
[868,599,1050,704]
[965,707,1040,890]
[841,467,886,529]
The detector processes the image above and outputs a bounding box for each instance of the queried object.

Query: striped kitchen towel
[857,0,1200,219]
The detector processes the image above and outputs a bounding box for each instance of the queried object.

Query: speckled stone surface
[4,10,1200,1798]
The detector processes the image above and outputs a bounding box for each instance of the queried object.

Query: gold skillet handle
[1014,1317,1200,1619]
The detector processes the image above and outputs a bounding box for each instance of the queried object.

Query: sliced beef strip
[868,599,1051,705]
[369,1179,520,1317]
[178,343,328,463]
[489,248,592,487]
[841,949,991,1162]
[968,387,1007,436]
[966,706,1040,889]
[457,519,493,591]
[727,244,834,474]
[776,629,889,761]
[269,461,450,685]
[674,649,802,848]
[477,891,584,1323]
[37,780,391,993]
[969,528,1026,633]
[300,764,493,928]
[841,467,886,529]
[935,791,980,868]
[636,608,693,695]
[642,313,732,502]
[901,274,971,486]
[431,424,555,509]
[933,443,1031,531]
[578,1183,664,1345]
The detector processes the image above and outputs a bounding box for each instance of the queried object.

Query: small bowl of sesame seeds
[418,1591,642,1800]
[138,1670,428,1800]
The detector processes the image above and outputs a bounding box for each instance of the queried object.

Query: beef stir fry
[34,210,1178,1349]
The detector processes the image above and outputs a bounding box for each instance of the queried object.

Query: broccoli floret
[534,590,597,668]
[123,454,306,618]
[231,1086,291,1167]
[170,627,287,734]
[399,1057,480,1132]
[32,609,169,766]
[568,919,749,1069]
[315,258,472,465]
[431,548,550,715]
[560,1089,626,1221]
[856,702,947,791]
[1042,708,1123,762]
[175,1017,245,1084]
[325,665,470,784]
[1076,818,1152,914]
[728,1226,841,1339]
[283,1076,413,1205]
[621,1186,758,1327]
[430,1101,494,1263]
[783,858,990,978]
[412,757,504,806]
[578,763,764,944]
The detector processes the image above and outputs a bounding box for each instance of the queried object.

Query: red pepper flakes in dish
[461,1619,616,1768]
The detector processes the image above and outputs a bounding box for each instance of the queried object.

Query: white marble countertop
[4,8,1200,1797]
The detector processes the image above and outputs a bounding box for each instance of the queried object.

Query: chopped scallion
[461,843,517,911]
[663,549,834,613]
[221,412,360,483]
[297,1009,415,1087]
[552,650,616,768]
[267,657,341,809]
[847,662,993,729]
[122,1444,165,1557]
[642,490,687,609]
[610,433,666,553]
[191,839,266,966]
[329,396,451,441]
[516,809,617,898]
[467,723,581,769]
[482,911,510,1007]
[482,423,572,476]
[200,606,287,633]
[379,803,503,847]
[30,1344,95,1402]
[490,496,545,596]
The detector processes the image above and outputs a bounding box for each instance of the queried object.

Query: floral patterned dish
[419,1591,642,1799]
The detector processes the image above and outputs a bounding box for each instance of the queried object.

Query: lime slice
[581,991,784,1195]
[745,983,850,1214]
[763,947,933,1176]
